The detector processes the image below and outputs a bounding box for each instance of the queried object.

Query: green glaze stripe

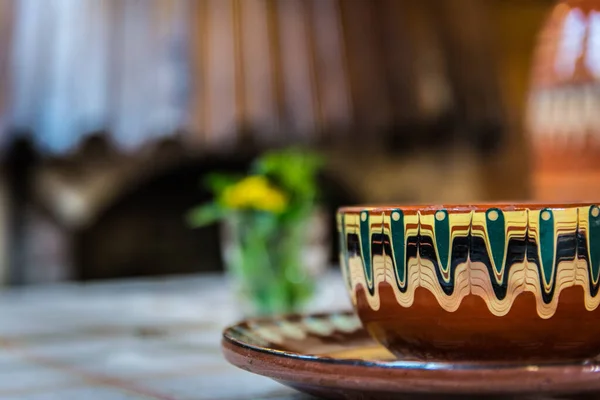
[486,208,506,276]
[589,206,600,284]
[340,214,352,289]
[434,210,450,275]
[359,211,373,286]
[390,209,406,286]
[539,209,555,289]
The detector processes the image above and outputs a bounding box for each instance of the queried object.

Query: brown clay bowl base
[222,311,600,400]
[358,284,600,362]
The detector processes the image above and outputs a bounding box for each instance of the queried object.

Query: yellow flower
[222,176,288,213]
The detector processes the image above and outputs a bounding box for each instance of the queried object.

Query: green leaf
[203,173,242,196]
[186,203,226,227]
[252,147,324,202]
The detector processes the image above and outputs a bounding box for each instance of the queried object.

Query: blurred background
[0,0,590,286]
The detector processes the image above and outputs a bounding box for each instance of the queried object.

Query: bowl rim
[337,202,600,214]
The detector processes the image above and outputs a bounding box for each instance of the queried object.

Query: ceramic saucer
[222,311,600,400]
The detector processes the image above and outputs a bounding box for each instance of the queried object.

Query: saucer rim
[221,311,600,395]
[222,332,597,372]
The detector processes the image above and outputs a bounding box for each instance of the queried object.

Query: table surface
[0,270,351,400]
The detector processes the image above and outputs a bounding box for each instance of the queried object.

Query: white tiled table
[0,270,351,400]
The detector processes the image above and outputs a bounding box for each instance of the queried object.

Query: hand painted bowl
[337,203,600,362]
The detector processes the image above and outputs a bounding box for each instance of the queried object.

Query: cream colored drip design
[526,208,579,318]
[470,209,527,316]
[248,322,288,344]
[418,211,471,312]
[232,326,272,347]
[389,210,419,293]
[243,314,362,346]
[342,207,600,319]
[576,206,600,311]
[277,320,310,340]
[337,212,353,294]
[468,260,527,316]
[329,313,363,333]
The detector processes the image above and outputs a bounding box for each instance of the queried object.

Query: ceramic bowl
[337,203,600,362]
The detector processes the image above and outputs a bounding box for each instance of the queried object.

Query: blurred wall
[527,0,600,201]
[1,0,513,154]
[0,0,557,283]
[485,0,554,200]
